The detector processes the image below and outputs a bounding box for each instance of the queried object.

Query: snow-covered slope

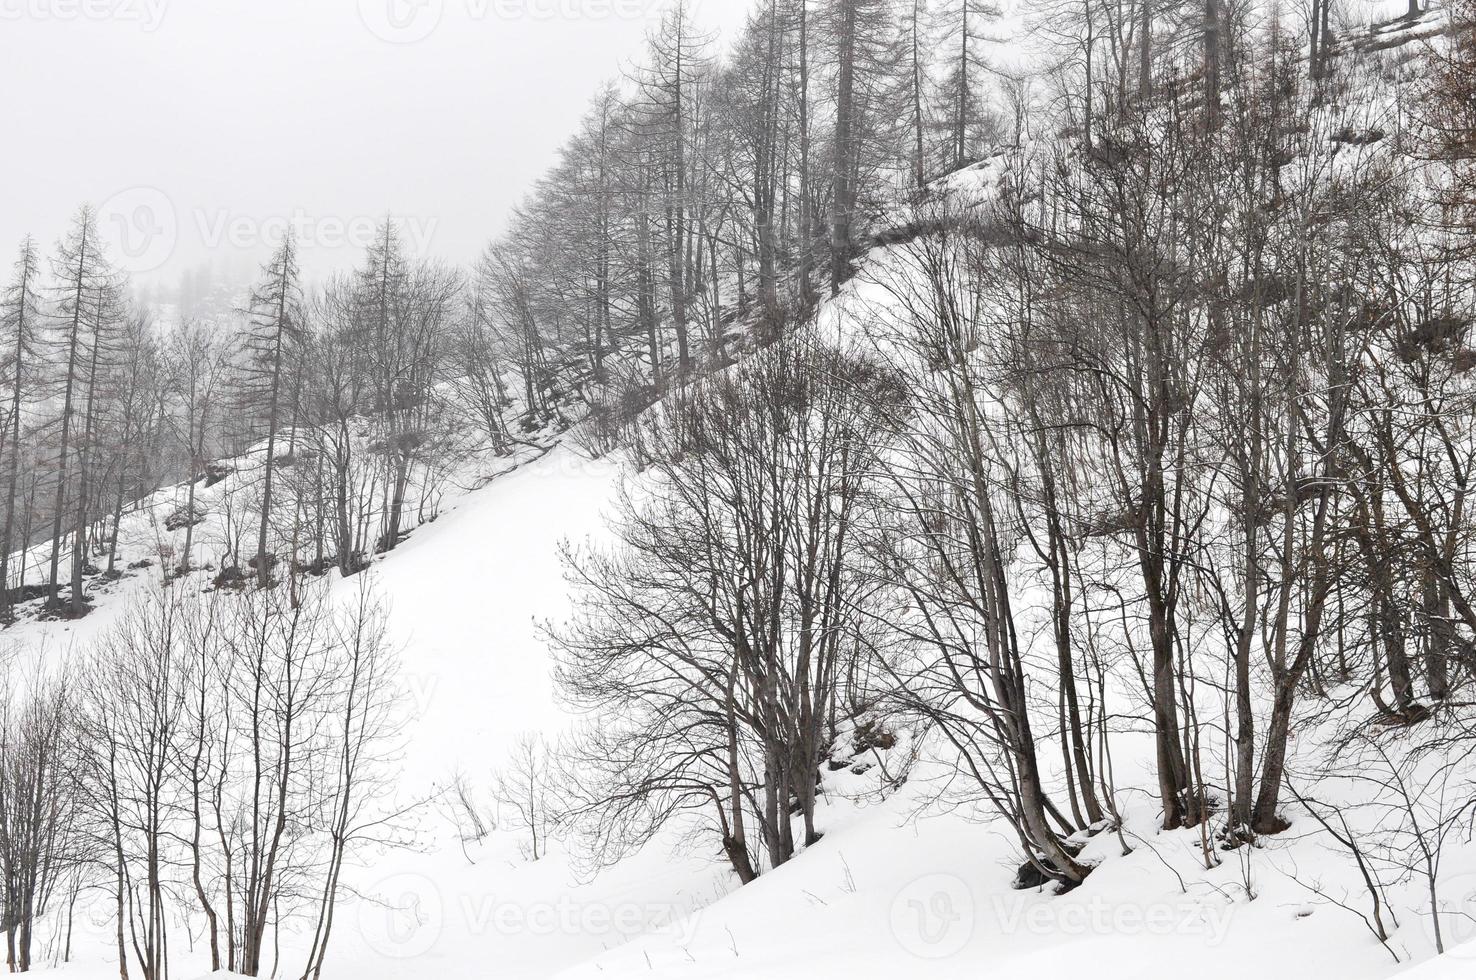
[16,300,1474,980]
[15,21,1476,974]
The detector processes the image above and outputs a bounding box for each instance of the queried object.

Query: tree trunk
[830,0,857,295]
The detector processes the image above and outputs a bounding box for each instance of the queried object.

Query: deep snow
[16,433,1474,980]
[15,71,1476,974]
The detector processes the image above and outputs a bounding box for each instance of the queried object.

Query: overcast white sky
[0,0,749,289]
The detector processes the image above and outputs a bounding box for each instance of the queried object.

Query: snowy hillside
[6,240,1475,980]
[7,2,1476,980]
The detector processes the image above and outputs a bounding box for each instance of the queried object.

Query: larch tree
[0,238,42,616]
[237,234,305,588]
[45,205,126,616]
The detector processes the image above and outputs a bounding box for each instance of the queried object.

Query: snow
[17,26,1476,973]
[22,425,1476,980]
[363,445,623,780]
[1396,941,1476,978]
[15,292,1476,980]
[546,769,1439,980]
[15,421,1476,980]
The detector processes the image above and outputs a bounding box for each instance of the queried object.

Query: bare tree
[493,732,556,862]
[554,330,900,881]
[0,663,81,973]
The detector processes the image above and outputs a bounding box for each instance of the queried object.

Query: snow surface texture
[18,330,1476,980]
[16,30,1476,978]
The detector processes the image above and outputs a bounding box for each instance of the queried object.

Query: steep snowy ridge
[10,10,1476,980]
[15,257,1476,980]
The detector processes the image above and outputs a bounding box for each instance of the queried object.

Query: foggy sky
[0,0,748,291]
